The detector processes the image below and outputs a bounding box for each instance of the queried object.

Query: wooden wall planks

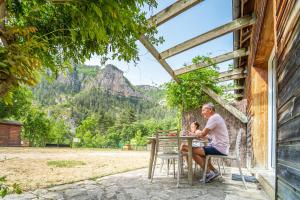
[276,0,300,199]
[0,123,21,147]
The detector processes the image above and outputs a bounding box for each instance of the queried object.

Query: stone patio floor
[3,167,270,200]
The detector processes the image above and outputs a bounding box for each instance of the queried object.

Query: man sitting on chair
[193,102,229,183]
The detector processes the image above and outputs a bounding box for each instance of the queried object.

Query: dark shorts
[203,146,226,156]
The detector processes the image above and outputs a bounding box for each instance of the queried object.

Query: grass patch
[47,160,86,168]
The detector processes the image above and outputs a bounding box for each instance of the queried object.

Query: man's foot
[199,171,220,183]
[205,171,220,183]
[199,171,213,183]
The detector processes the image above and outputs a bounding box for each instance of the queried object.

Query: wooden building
[139,0,300,198]
[238,0,300,199]
[0,120,22,147]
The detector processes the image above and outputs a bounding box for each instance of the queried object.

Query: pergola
[140,0,253,124]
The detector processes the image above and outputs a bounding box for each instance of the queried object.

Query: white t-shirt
[205,113,230,155]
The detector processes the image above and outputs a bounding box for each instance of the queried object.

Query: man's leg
[181,144,188,152]
[193,154,205,169]
[181,144,188,166]
[192,147,206,170]
[193,147,217,173]
[207,158,217,172]
[194,147,222,183]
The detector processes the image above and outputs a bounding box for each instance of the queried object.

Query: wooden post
[187,138,193,185]
[148,139,156,179]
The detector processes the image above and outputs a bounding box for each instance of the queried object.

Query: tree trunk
[0,0,10,97]
[0,0,7,45]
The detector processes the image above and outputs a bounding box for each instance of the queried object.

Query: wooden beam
[148,0,203,27]
[217,74,246,82]
[234,94,244,98]
[160,15,255,59]
[223,85,244,92]
[139,38,247,124]
[218,68,244,78]
[202,87,248,123]
[223,93,244,100]
[139,35,180,83]
[216,68,247,82]
[174,49,249,76]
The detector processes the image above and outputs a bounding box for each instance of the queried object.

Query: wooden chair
[151,130,182,187]
[156,129,178,175]
[202,128,247,189]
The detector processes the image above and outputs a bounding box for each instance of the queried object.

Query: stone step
[257,173,275,200]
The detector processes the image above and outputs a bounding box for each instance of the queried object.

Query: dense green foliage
[0,0,160,98]
[47,117,72,145]
[0,176,22,198]
[0,64,177,148]
[165,56,223,111]
[0,87,32,119]
[63,85,177,148]
[0,87,71,146]
[74,116,176,148]
[22,108,51,147]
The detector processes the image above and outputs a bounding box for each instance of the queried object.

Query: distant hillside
[34,64,142,105]
[82,64,140,97]
[33,64,175,127]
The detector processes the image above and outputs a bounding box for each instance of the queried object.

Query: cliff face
[84,64,141,97]
[33,64,147,106]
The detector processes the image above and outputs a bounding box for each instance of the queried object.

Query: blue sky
[85,0,233,86]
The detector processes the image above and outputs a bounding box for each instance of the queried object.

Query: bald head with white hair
[201,102,216,119]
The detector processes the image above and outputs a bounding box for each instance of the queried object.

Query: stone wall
[182,100,248,168]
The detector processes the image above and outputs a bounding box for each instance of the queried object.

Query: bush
[0,176,22,198]
[22,108,51,147]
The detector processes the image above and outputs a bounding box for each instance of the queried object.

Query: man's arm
[195,128,210,139]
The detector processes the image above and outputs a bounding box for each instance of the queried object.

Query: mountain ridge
[33,64,162,106]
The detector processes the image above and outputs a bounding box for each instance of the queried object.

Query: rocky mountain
[33,64,148,105]
[32,63,175,130]
[84,64,141,97]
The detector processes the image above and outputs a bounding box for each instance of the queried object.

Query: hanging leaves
[165,56,223,111]
[0,0,159,99]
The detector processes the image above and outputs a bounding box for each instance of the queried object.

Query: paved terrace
[3,168,269,200]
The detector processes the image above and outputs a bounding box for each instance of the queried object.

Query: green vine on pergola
[165,55,223,112]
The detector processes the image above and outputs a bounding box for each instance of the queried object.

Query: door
[268,48,276,170]
[0,125,9,146]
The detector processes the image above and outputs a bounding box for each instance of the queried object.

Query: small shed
[0,120,22,147]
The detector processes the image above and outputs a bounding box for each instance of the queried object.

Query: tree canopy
[0,0,159,98]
